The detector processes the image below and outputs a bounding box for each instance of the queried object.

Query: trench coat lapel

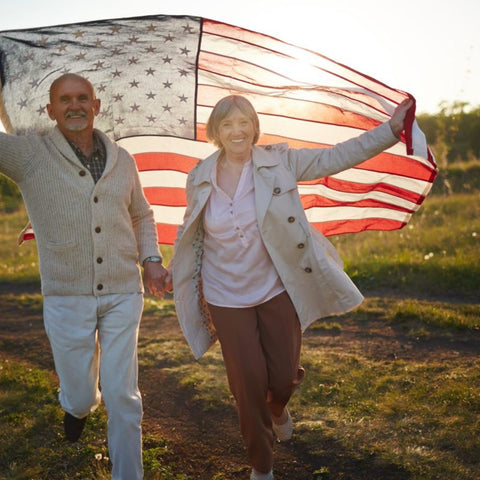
[252,146,281,228]
[182,154,217,233]
[185,146,280,231]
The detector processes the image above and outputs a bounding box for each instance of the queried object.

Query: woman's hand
[164,267,173,293]
[389,98,414,138]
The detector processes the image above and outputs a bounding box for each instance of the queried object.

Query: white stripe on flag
[297,185,417,211]
[118,136,216,158]
[331,170,431,195]
[139,170,188,188]
[305,206,410,223]
[152,205,187,225]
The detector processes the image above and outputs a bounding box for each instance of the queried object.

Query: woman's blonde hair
[206,95,260,148]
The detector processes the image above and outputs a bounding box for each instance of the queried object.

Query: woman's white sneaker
[250,468,274,480]
[272,407,293,441]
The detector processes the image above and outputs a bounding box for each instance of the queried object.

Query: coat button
[297,243,305,249]
[304,267,312,273]
[97,257,103,264]
[79,170,87,176]
[95,226,101,233]
[97,283,103,290]
[273,187,281,194]
[288,216,295,223]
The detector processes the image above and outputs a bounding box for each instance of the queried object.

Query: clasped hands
[143,262,173,297]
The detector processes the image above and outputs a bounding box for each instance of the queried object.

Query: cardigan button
[97,283,104,290]
[273,187,281,194]
[93,196,99,203]
[96,257,103,264]
[304,267,312,273]
[265,145,272,150]
[95,226,101,233]
[297,243,305,249]
[79,170,87,177]
[288,216,295,223]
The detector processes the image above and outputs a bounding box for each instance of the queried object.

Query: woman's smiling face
[217,107,255,159]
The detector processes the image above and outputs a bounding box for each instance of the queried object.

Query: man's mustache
[65,111,87,118]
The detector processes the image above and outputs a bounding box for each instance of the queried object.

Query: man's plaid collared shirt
[68,132,106,183]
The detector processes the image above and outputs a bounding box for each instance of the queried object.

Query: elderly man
[0,73,167,480]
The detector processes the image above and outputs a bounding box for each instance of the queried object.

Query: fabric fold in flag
[0,14,437,245]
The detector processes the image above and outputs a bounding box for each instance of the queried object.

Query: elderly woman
[169,95,412,480]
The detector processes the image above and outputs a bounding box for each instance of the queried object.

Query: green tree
[417,102,480,165]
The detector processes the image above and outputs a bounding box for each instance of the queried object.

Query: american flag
[0,15,436,245]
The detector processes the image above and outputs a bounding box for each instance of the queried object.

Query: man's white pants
[43,293,144,480]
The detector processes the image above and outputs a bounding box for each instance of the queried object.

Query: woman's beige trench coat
[172,122,398,359]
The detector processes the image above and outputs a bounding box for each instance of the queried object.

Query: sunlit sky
[1,0,479,115]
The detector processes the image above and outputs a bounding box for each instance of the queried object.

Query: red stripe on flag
[134,152,198,173]
[312,218,406,237]
[353,155,437,182]
[301,195,412,212]
[301,177,425,205]
[144,187,187,206]
[156,223,178,246]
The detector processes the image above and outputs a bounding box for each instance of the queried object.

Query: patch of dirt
[1,283,479,479]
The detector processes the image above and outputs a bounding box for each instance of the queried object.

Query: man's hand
[389,98,414,138]
[143,262,168,297]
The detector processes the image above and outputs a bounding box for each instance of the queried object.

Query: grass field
[0,178,479,478]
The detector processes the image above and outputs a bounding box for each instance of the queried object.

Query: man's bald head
[49,74,96,103]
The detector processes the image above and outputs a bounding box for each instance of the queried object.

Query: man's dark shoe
[64,412,87,442]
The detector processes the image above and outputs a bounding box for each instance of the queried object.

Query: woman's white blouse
[202,159,285,307]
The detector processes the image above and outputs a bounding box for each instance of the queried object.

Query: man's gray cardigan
[0,127,160,296]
